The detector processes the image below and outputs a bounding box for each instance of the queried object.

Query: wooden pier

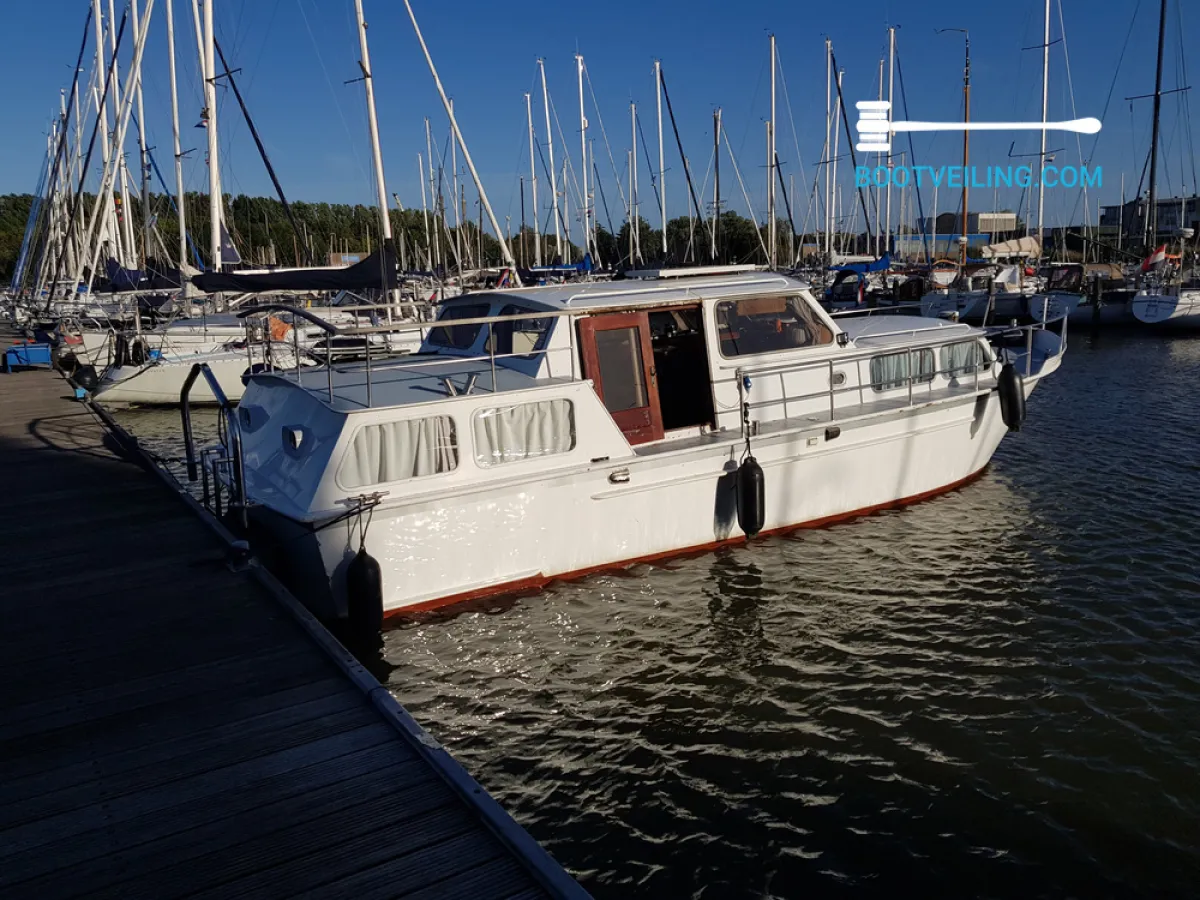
[0,359,585,899]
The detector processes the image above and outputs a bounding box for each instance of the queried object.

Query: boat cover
[192,245,398,294]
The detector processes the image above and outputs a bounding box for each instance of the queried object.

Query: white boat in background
[90,303,426,405]
[186,269,1066,625]
[1131,286,1200,328]
[921,262,1081,325]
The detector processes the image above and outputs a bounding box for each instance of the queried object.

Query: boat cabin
[236,270,998,521]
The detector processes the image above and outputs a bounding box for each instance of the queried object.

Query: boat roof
[445,272,812,313]
[839,315,981,348]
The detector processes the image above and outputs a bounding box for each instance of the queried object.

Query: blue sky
[1,0,1196,239]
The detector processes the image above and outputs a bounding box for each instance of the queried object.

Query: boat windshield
[426,303,490,349]
[716,295,834,357]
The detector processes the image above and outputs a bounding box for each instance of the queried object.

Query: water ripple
[112,332,1200,898]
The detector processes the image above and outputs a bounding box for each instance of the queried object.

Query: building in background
[1100,195,1200,244]
[918,212,1020,236]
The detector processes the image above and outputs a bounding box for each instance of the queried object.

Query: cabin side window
[940,341,990,378]
[486,305,552,360]
[339,417,458,488]
[426,303,490,350]
[716,295,834,357]
[869,350,935,392]
[473,399,575,467]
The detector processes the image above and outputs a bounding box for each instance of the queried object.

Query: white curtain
[474,399,575,467]
[871,350,934,391]
[340,417,457,488]
[941,342,982,378]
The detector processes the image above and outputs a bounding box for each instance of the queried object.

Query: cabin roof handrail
[562,274,792,306]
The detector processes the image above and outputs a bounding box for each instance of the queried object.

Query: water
[111,331,1200,898]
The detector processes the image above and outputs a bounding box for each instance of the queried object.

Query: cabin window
[940,341,990,378]
[486,305,552,359]
[426,303,490,349]
[716,295,834,357]
[339,417,458,488]
[869,350,935,392]
[473,399,575,467]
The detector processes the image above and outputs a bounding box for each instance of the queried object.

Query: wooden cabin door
[578,311,664,445]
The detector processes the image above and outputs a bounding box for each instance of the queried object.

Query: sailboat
[1130,0,1200,328]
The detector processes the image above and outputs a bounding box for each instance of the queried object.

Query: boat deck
[0,354,583,898]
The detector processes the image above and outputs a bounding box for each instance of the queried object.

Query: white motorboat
[194,269,1065,624]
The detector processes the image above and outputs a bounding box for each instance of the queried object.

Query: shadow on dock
[0,368,587,899]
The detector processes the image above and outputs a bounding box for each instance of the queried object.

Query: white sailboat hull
[1131,289,1200,328]
[93,351,254,404]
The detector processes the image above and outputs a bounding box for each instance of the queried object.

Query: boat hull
[93,352,252,405]
[1131,289,1200,328]
[263,374,1048,621]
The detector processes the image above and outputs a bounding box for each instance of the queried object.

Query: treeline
[1,189,824,282]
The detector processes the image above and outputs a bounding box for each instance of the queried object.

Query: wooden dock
[0,359,585,899]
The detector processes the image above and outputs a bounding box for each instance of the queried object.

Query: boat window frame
[714,294,836,360]
[939,340,992,379]
[471,398,577,468]
[336,414,460,491]
[424,302,492,351]
[485,303,556,362]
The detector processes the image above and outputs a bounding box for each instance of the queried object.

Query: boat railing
[736,318,1064,424]
[234,303,589,408]
[180,362,247,530]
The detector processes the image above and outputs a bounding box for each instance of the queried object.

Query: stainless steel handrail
[734,318,1062,424]
[180,361,248,530]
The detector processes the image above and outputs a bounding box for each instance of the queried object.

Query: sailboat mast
[401,0,516,269]
[165,0,187,270]
[424,120,441,271]
[90,0,119,268]
[713,107,720,262]
[831,68,842,257]
[875,56,884,258]
[960,34,971,266]
[1037,0,1050,247]
[130,0,151,265]
[885,26,895,258]
[202,0,221,271]
[418,153,431,269]
[526,92,541,266]
[631,101,639,262]
[78,0,158,291]
[539,59,561,262]
[108,0,137,267]
[353,0,397,304]
[1146,0,1167,249]
[628,148,635,264]
[576,54,590,260]
[824,39,832,259]
[768,33,776,269]
[655,59,666,256]
[449,103,461,271]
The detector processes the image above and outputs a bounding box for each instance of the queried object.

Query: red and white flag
[1142,245,1168,272]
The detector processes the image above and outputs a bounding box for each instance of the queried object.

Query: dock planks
[0,361,583,900]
